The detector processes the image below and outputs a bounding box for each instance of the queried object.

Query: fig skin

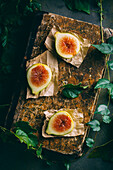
[55,32,80,59]
[46,111,74,136]
[27,63,52,95]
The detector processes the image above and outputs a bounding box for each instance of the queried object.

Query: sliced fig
[55,32,80,59]
[27,63,52,95]
[46,111,74,136]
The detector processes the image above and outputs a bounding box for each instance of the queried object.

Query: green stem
[100,0,104,43]
[91,138,113,149]
[0,104,9,107]
[106,55,110,81]
[105,55,111,106]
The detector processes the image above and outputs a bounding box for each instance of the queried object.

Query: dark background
[0,0,113,169]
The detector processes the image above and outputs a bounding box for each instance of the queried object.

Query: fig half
[46,111,74,136]
[55,32,80,59]
[27,63,52,95]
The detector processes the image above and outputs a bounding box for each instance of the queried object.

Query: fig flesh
[55,32,80,59]
[27,63,52,95]
[46,111,74,136]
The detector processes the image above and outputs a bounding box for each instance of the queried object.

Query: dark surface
[0,0,113,169]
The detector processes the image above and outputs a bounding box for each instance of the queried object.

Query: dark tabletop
[0,0,113,169]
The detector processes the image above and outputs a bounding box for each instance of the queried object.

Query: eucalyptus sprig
[86,0,113,150]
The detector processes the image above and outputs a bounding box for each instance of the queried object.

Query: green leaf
[62,83,88,98]
[64,0,90,14]
[2,35,8,47]
[86,138,94,148]
[62,88,82,98]
[88,139,113,162]
[15,129,38,149]
[46,161,53,166]
[87,120,100,131]
[36,144,42,158]
[94,79,113,99]
[94,78,110,89]
[14,121,37,134]
[92,43,113,54]
[28,134,38,147]
[102,115,111,124]
[109,87,113,99]
[32,1,41,10]
[64,163,70,170]
[15,129,29,144]
[107,60,113,70]
[94,104,110,116]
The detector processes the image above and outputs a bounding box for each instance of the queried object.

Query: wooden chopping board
[7,12,113,156]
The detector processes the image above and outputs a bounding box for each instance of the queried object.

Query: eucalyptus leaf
[62,83,88,98]
[62,88,81,98]
[109,87,113,99]
[86,138,94,148]
[94,78,110,89]
[64,0,90,14]
[88,140,113,162]
[107,60,113,70]
[87,120,100,131]
[104,83,113,99]
[94,104,110,116]
[92,43,113,54]
[102,115,111,124]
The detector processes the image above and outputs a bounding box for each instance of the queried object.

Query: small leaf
[102,115,111,124]
[15,129,38,149]
[92,43,113,54]
[2,35,7,47]
[87,120,100,131]
[64,163,70,170]
[15,129,29,144]
[95,104,110,116]
[33,1,41,10]
[107,60,113,70]
[94,78,110,89]
[62,83,88,98]
[62,88,81,98]
[109,87,113,99]
[86,138,94,148]
[64,0,90,14]
[28,134,38,147]
[15,130,27,142]
[46,161,53,166]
